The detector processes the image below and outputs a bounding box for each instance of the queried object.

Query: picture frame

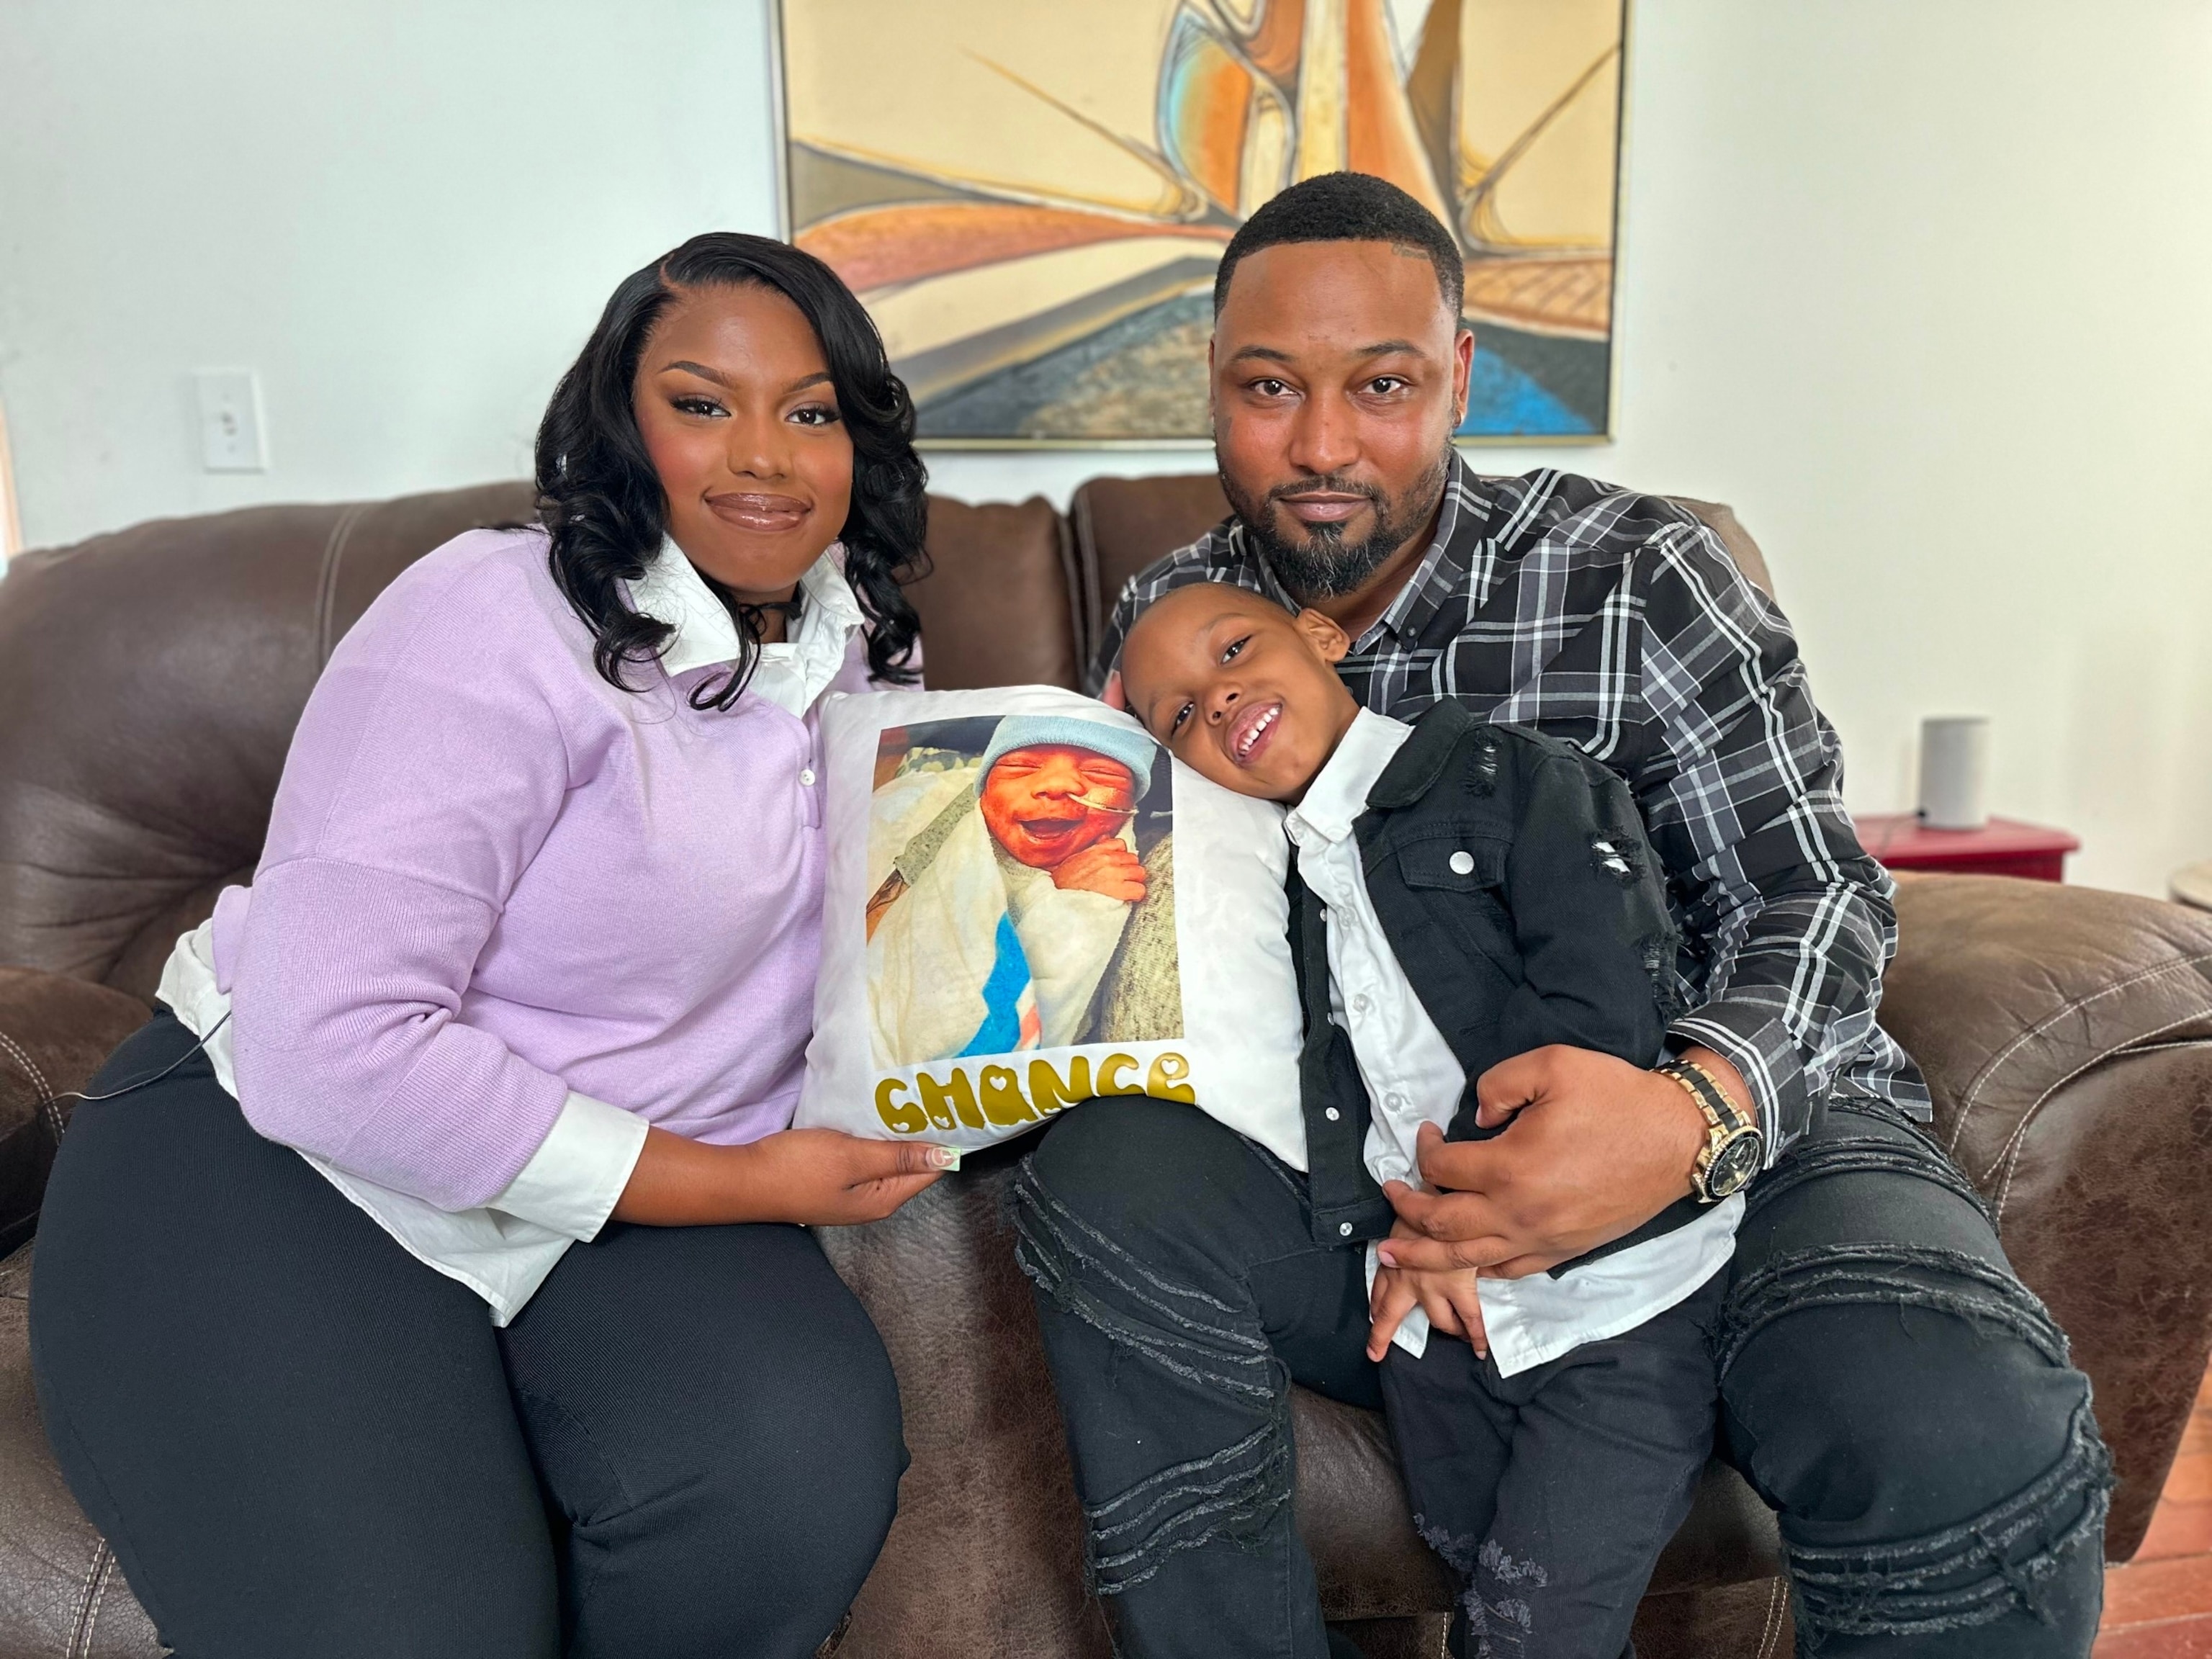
[773,0,1627,448]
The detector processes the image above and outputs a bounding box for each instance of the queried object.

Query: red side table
[1855,814,2080,883]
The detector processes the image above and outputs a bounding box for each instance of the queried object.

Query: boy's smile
[1120,583,1362,804]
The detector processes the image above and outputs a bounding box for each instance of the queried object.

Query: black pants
[1015,1095,2110,1658]
[30,1013,907,1659]
[1380,1265,1727,1659]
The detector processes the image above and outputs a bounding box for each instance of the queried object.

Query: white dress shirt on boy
[1282,709,1743,1375]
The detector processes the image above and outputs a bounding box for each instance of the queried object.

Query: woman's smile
[706,490,810,534]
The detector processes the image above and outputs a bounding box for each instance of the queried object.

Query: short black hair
[1213,171,1464,318]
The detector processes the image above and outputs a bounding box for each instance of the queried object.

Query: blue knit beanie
[979,714,1158,801]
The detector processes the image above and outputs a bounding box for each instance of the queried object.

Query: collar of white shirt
[626,535,865,714]
[1283,708,1415,849]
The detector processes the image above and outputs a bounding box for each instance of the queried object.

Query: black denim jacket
[1292,700,1697,1258]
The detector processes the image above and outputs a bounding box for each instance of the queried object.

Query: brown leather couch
[3,478,2211,1659]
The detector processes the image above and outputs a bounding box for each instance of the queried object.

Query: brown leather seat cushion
[1067,473,1229,670]
[904,495,1080,692]
[0,971,150,1255]
[0,483,537,997]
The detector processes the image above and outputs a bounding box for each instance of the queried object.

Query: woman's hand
[612,1125,955,1228]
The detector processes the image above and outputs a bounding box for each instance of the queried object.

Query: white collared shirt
[628,532,866,710]
[1284,709,1743,1375]
[158,537,868,1323]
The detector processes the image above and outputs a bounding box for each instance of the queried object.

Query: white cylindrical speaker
[1917,716,1990,831]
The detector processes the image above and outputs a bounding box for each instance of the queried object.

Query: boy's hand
[1367,1223,1489,1360]
[1367,1262,1422,1359]
[1052,841,1148,902]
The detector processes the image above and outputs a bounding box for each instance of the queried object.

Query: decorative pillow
[796,685,1307,1167]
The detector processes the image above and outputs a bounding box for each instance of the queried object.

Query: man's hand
[1367,1220,1488,1359]
[1052,841,1148,902]
[1375,1046,1740,1279]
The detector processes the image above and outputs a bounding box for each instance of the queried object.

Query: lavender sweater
[212,526,868,1211]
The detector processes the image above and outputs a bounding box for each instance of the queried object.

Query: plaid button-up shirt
[1092,454,1929,1159]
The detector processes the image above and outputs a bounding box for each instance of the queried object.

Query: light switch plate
[194,370,267,472]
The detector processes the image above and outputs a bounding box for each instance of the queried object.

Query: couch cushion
[0,1244,164,1659]
[1884,873,2212,1553]
[0,483,534,997]
[1068,474,1230,672]
[0,971,150,1255]
[905,495,1081,691]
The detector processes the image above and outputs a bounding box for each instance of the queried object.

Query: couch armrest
[0,968,150,1256]
[1881,875,2212,1555]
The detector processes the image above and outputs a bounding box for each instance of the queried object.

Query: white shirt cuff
[491,1091,649,1242]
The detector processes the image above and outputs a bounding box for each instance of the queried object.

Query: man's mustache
[1263,476,1386,510]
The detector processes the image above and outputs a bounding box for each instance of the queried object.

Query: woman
[30,233,952,1658]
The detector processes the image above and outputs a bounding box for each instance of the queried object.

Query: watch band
[1658,1058,1748,1132]
[1657,1058,1763,1202]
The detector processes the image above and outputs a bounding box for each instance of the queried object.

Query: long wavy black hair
[535,232,926,709]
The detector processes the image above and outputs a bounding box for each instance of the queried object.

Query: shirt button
[1386,1093,1406,1111]
[1352,994,1371,1015]
[1325,1107,1341,1122]
[1339,1222,1354,1237]
[1449,850,1475,875]
[799,768,817,786]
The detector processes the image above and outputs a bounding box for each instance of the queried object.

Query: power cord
[54,1012,230,1106]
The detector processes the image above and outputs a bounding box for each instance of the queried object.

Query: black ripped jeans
[1015,1094,2110,1658]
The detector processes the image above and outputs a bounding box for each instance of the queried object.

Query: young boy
[1120,581,1755,1659]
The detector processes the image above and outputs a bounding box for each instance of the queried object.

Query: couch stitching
[1982,1012,2212,1194]
[68,1539,113,1659]
[1755,1576,1786,1658]
[0,1027,60,1145]
[1952,948,2212,1138]
[1946,949,2212,1153]
[1990,1033,2212,1223]
[314,502,370,667]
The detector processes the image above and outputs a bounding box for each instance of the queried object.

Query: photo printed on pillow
[864,714,1187,1120]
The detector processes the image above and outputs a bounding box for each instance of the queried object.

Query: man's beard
[1218,450,1452,606]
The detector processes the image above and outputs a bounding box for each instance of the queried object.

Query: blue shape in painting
[1458,348,1595,437]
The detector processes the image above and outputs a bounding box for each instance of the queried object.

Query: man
[868,718,1161,1064]
[1012,172,2108,1658]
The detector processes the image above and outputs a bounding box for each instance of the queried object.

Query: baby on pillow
[866,716,1161,1066]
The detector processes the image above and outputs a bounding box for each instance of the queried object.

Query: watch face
[1709,1134,1763,1198]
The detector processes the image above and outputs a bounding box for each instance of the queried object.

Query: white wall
[4,0,2209,896]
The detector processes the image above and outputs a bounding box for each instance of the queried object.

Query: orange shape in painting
[798,201,1230,296]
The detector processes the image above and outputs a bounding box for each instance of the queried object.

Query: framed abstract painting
[776,0,1626,445]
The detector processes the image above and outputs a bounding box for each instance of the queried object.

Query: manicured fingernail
[931,1146,961,1169]
[1376,1245,1396,1266]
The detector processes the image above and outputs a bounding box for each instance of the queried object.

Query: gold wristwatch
[1658,1058,1765,1202]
